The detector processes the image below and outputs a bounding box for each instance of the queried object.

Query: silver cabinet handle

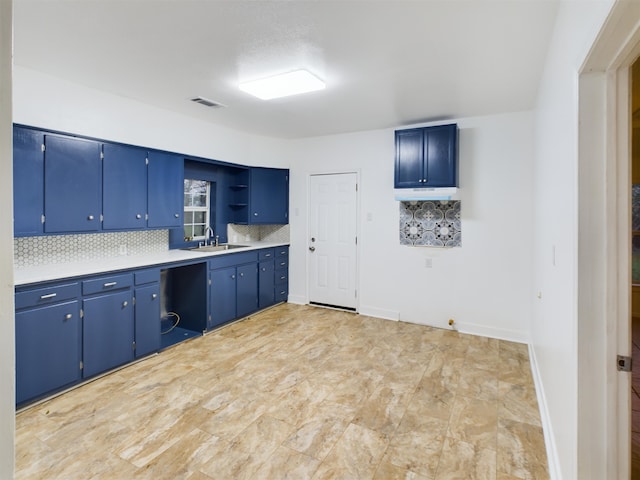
[122,301,128,308]
[240,273,244,277]
[280,276,286,280]
[254,212,258,216]
[88,215,95,220]
[280,262,286,266]
[261,267,266,272]
[174,213,179,218]
[65,313,72,320]
[136,214,142,219]
[104,282,117,288]
[309,246,315,252]
[231,275,236,280]
[264,253,271,257]
[151,293,157,300]
[40,293,57,299]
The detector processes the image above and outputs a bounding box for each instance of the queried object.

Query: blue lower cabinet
[209,266,237,328]
[237,263,258,318]
[82,290,134,378]
[134,283,161,358]
[258,259,275,309]
[275,248,289,303]
[15,299,81,405]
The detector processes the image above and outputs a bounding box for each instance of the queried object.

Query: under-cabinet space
[159,263,207,349]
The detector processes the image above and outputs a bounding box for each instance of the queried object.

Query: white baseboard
[287,294,306,305]
[359,306,400,321]
[455,322,529,344]
[528,343,561,480]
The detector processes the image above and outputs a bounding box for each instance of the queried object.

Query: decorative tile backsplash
[14,230,168,268]
[400,200,461,247]
[227,224,290,243]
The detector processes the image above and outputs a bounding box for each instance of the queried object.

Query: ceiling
[13,0,560,139]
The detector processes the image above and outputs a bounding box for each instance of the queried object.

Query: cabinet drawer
[15,282,80,310]
[275,286,288,303]
[275,246,289,257]
[209,251,258,270]
[258,248,275,261]
[82,273,133,295]
[275,271,288,284]
[135,269,160,286]
[275,257,288,270]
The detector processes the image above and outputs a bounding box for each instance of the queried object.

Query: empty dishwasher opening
[159,263,207,350]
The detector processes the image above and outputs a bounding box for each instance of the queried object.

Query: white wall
[0,0,15,478]
[13,66,289,168]
[531,1,614,479]
[287,111,534,341]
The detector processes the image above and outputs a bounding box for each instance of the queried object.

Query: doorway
[307,173,358,311]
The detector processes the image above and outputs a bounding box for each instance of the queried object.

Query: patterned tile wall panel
[227,224,290,243]
[14,230,169,267]
[400,200,461,247]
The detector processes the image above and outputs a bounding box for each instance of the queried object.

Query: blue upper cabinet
[394,123,458,188]
[248,167,289,224]
[44,135,102,233]
[102,143,148,230]
[147,150,184,228]
[13,127,44,236]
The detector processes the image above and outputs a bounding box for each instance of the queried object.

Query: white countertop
[14,241,289,286]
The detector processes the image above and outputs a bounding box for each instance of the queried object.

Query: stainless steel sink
[182,244,249,253]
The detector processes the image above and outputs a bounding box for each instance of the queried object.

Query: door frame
[578,3,640,478]
[306,170,361,312]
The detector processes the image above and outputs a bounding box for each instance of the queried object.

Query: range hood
[394,187,458,201]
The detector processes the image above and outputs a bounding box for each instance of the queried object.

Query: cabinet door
[258,259,275,309]
[44,135,102,233]
[210,267,237,328]
[394,128,424,188]
[83,291,134,378]
[13,127,44,236]
[249,168,289,224]
[15,300,81,404]
[134,283,160,358]
[103,143,148,230]
[424,124,457,187]
[237,263,258,318]
[147,151,183,228]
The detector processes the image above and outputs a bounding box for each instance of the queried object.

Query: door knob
[309,246,316,252]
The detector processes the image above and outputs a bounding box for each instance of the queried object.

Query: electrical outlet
[118,245,127,256]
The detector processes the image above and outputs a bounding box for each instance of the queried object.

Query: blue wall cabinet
[249,168,289,224]
[13,127,44,236]
[134,270,161,358]
[148,150,184,228]
[82,275,134,378]
[209,266,237,328]
[103,143,148,230]
[15,282,81,406]
[394,124,458,188]
[44,135,102,233]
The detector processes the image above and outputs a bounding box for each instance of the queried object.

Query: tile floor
[15,303,549,479]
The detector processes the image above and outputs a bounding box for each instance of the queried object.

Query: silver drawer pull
[280,276,286,280]
[122,301,128,308]
[231,275,236,280]
[174,213,179,218]
[88,215,94,220]
[279,291,286,295]
[262,267,266,272]
[265,253,271,257]
[136,214,142,219]
[65,314,72,320]
[280,262,286,266]
[104,282,117,287]
[151,293,157,300]
[40,293,57,300]
[240,273,244,277]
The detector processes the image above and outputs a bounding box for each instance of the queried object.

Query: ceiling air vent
[190,97,225,109]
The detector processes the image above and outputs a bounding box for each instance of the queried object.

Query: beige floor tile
[446,395,498,451]
[457,364,499,401]
[312,422,388,480]
[252,445,321,480]
[373,459,429,480]
[435,436,496,480]
[498,381,541,427]
[497,419,549,480]
[352,381,416,436]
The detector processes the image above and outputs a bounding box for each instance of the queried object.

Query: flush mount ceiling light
[239,69,325,100]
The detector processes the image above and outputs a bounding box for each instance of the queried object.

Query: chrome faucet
[204,226,215,246]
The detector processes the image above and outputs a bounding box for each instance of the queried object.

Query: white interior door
[308,173,358,310]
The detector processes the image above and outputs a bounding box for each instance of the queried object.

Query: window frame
[183,179,211,242]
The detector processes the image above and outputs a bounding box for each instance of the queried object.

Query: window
[184,179,210,241]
